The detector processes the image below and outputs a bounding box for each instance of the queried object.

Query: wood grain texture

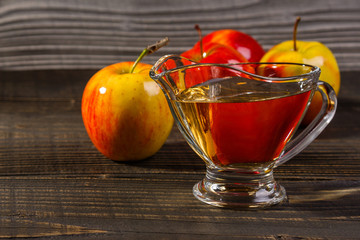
[0,0,359,71]
[0,70,359,239]
[0,1,360,238]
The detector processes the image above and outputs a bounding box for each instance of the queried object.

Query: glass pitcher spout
[150,54,265,99]
[150,55,214,164]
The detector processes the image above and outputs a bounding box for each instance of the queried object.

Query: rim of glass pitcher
[150,54,321,82]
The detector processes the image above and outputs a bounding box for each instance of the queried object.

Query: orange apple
[260,17,340,125]
[82,39,174,161]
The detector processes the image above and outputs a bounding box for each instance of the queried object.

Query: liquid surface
[177,76,303,103]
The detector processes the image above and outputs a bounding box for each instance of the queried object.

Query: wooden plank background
[0,0,359,71]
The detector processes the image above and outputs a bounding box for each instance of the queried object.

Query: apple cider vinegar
[150,56,337,208]
[175,76,312,166]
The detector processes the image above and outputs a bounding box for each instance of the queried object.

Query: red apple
[82,39,174,161]
[187,29,265,62]
[182,41,249,64]
[181,41,255,86]
[181,26,255,87]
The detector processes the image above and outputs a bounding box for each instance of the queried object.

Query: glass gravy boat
[150,55,337,209]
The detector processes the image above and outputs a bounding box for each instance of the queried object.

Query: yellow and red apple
[82,39,173,161]
[260,17,340,125]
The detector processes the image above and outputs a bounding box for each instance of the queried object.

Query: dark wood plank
[0,69,95,100]
[0,70,359,239]
[0,0,359,71]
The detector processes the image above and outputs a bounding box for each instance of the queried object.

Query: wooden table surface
[0,69,359,239]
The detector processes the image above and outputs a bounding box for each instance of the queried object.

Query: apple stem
[293,16,301,51]
[194,24,204,59]
[130,37,169,73]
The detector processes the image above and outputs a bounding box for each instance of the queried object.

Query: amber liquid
[175,76,312,166]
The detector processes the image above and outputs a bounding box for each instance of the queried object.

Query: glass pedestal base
[193,167,287,209]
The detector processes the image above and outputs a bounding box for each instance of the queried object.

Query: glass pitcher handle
[274,81,338,167]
